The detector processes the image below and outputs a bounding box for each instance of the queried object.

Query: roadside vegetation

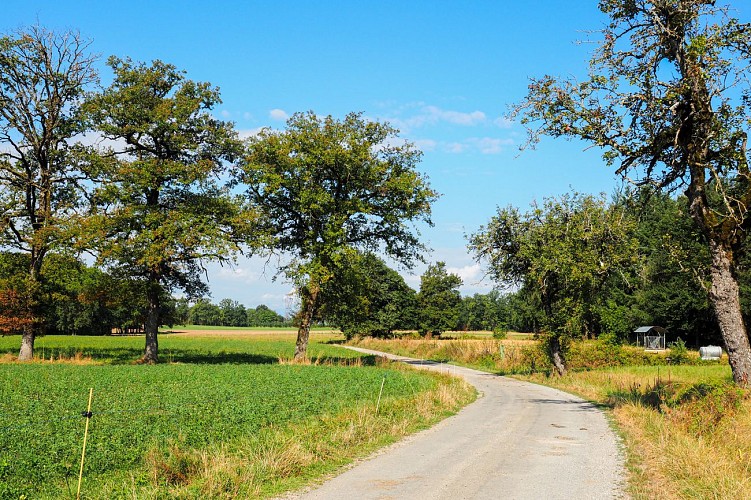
[0,332,474,498]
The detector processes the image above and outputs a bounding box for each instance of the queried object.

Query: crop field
[0,332,473,498]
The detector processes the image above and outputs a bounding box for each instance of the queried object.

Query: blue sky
[7,1,652,313]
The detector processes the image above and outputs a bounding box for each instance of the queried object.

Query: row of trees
[0,26,436,363]
[177,299,288,327]
[4,2,751,388]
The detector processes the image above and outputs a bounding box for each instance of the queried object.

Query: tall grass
[350,337,686,374]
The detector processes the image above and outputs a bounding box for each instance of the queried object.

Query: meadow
[0,330,474,498]
[349,335,749,499]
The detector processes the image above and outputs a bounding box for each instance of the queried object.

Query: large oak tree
[0,27,97,360]
[238,111,437,359]
[514,0,751,385]
[85,58,245,363]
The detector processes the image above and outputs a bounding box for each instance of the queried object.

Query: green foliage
[187,298,222,326]
[491,328,507,340]
[239,111,437,355]
[320,251,418,339]
[0,252,171,336]
[669,338,690,365]
[625,191,718,343]
[247,304,287,327]
[456,291,510,332]
[417,262,463,337]
[470,192,638,342]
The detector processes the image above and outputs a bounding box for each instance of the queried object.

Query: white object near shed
[699,345,722,360]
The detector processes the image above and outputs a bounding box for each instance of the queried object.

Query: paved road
[285,347,627,500]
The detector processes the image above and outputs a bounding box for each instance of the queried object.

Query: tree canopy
[417,262,463,337]
[238,111,438,358]
[0,26,98,359]
[83,57,245,362]
[319,251,418,339]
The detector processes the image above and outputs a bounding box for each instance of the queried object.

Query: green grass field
[0,332,474,498]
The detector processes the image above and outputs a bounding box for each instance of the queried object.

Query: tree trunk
[142,282,161,364]
[18,259,44,361]
[18,325,35,361]
[294,284,320,361]
[707,239,751,386]
[549,335,567,376]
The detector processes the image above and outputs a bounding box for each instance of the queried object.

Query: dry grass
[0,350,99,364]
[351,337,536,373]
[277,355,367,367]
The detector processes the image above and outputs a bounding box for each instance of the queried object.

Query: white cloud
[426,106,486,126]
[385,103,489,131]
[221,110,232,118]
[269,108,289,121]
[445,142,466,154]
[467,137,514,155]
[413,138,438,152]
[414,137,514,155]
[447,263,485,285]
[237,127,265,140]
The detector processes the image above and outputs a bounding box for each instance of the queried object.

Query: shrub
[492,327,507,340]
[668,338,689,365]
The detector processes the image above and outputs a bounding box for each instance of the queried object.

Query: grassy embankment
[0,330,474,498]
[350,334,751,499]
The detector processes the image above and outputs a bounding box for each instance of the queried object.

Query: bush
[668,338,689,365]
[492,327,507,340]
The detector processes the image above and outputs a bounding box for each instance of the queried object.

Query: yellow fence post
[77,388,94,500]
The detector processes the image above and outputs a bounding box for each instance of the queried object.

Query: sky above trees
[9,1,749,313]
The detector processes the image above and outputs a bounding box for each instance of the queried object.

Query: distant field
[0,332,474,498]
[0,331,349,364]
[162,324,338,333]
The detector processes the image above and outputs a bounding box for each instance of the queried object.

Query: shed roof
[633,326,666,334]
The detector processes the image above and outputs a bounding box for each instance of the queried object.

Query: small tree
[417,262,463,337]
[85,58,245,363]
[239,111,437,359]
[514,0,751,385]
[470,193,637,375]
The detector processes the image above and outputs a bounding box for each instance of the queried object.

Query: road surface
[283,347,627,500]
